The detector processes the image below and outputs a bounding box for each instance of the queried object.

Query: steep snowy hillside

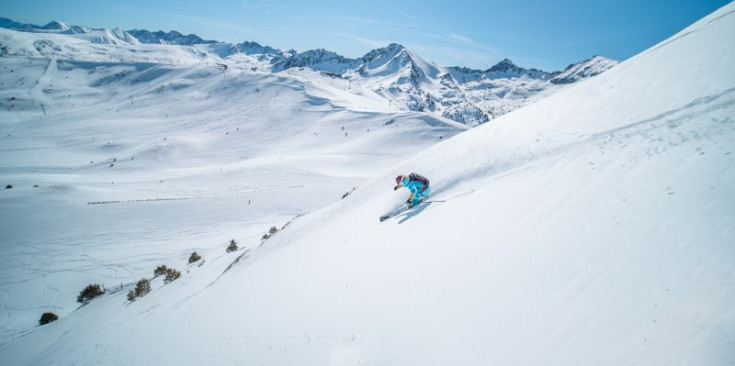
[0,18,617,126]
[235,4,734,364]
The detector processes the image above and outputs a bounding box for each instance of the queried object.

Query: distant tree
[127,279,151,301]
[226,239,238,253]
[342,187,356,199]
[163,268,181,284]
[77,284,105,303]
[39,312,59,325]
[188,252,202,264]
[262,226,279,240]
[154,265,168,277]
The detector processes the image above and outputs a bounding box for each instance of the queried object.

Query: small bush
[342,187,356,199]
[39,312,58,325]
[163,268,181,283]
[5,184,12,189]
[226,239,238,253]
[188,252,201,264]
[127,278,151,301]
[77,284,105,303]
[262,226,279,240]
[154,265,168,277]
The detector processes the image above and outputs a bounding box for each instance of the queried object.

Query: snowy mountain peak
[360,43,415,66]
[0,17,40,32]
[488,58,519,72]
[486,58,550,79]
[236,41,282,56]
[42,20,69,31]
[359,43,441,80]
[270,48,356,73]
[361,43,407,60]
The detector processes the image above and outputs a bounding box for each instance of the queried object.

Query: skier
[394,173,431,207]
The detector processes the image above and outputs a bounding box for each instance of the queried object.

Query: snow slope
[2,3,735,366]
[183,5,735,364]
[0,30,466,344]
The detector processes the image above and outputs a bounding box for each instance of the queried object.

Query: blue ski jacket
[396,176,431,204]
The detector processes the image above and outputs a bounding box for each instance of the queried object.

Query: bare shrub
[226,239,238,253]
[163,268,181,284]
[262,226,279,240]
[77,284,105,303]
[154,265,168,277]
[39,312,58,325]
[127,278,151,301]
[188,252,201,264]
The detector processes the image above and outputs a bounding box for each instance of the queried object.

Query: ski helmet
[395,175,404,185]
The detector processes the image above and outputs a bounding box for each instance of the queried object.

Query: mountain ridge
[0,16,612,75]
[0,16,618,125]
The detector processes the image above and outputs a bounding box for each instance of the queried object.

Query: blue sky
[4,0,731,70]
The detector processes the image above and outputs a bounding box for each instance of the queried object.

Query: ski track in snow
[29,57,56,114]
[86,184,305,205]
[430,86,735,201]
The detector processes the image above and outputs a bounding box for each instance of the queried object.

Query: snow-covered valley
[1,3,734,365]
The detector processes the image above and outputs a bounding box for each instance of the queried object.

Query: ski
[378,200,444,222]
[379,203,411,222]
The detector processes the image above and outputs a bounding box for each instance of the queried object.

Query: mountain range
[0,16,618,126]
